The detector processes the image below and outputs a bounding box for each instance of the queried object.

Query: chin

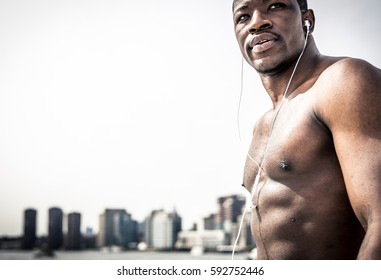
[253,53,297,76]
[254,62,288,76]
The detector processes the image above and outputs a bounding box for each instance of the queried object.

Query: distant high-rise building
[97,209,138,248]
[232,211,256,250]
[145,209,182,250]
[48,207,63,250]
[22,208,37,250]
[83,227,97,249]
[120,214,138,248]
[137,222,146,243]
[216,195,246,230]
[67,212,81,250]
[203,213,217,230]
[170,210,182,246]
[97,213,105,248]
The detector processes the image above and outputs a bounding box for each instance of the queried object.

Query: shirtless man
[233,0,381,259]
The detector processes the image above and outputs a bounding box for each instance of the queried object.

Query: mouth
[248,32,279,53]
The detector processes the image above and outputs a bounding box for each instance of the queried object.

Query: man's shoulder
[312,57,380,103]
[313,57,381,128]
[318,57,380,86]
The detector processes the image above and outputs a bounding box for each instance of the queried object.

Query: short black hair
[297,0,308,12]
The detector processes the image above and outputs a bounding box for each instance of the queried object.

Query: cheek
[235,24,247,39]
[235,28,247,51]
[285,20,305,43]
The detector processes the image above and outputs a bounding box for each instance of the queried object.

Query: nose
[248,10,272,33]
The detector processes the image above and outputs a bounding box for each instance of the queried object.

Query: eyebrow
[233,2,248,14]
[233,0,271,13]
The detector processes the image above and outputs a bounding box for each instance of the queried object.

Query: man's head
[232,0,314,76]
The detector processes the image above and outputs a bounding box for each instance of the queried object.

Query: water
[0,250,248,260]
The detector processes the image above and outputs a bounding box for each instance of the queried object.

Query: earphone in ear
[304,20,311,33]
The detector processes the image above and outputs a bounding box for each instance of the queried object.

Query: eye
[268,2,286,11]
[236,14,250,24]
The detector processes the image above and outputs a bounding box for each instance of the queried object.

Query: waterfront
[0,250,248,260]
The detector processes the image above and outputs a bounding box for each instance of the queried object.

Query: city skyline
[0,192,246,238]
[1,1,380,237]
[1,193,254,254]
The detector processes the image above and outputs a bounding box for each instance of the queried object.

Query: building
[203,213,217,230]
[199,194,253,249]
[83,227,97,249]
[145,209,181,250]
[120,214,138,248]
[97,209,138,248]
[67,212,81,250]
[231,210,256,251]
[48,207,63,250]
[0,237,22,250]
[217,195,246,225]
[215,195,246,237]
[22,208,37,250]
[97,209,124,247]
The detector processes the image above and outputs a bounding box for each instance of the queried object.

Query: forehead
[233,0,294,12]
[233,0,269,9]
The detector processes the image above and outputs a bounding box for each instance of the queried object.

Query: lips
[248,32,279,53]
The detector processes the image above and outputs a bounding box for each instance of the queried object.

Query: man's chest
[243,97,334,191]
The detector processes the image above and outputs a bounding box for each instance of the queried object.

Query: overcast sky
[1,0,380,236]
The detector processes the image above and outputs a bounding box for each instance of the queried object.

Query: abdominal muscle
[251,175,364,260]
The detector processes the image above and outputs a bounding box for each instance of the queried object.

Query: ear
[303,9,316,34]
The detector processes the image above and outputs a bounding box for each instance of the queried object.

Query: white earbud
[304,20,311,33]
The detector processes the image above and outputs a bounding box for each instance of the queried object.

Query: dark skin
[233,0,381,259]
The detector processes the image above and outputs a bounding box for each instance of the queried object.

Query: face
[233,0,306,76]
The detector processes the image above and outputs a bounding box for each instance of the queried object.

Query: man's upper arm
[315,58,381,259]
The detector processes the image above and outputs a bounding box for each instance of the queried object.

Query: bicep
[333,133,381,228]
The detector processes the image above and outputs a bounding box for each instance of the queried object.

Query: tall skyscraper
[22,208,37,250]
[120,213,138,248]
[48,207,63,250]
[67,212,81,250]
[145,209,182,250]
[83,227,97,249]
[97,209,138,248]
[216,195,246,230]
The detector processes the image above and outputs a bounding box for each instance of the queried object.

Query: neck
[260,36,321,108]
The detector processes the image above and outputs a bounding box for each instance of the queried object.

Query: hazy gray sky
[1,0,380,236]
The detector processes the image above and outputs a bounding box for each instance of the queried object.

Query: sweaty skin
[233,0,381,259]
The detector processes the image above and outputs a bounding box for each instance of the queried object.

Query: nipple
[278,159,292,172]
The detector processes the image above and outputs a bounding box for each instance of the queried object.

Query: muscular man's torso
[243,60,365,259]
